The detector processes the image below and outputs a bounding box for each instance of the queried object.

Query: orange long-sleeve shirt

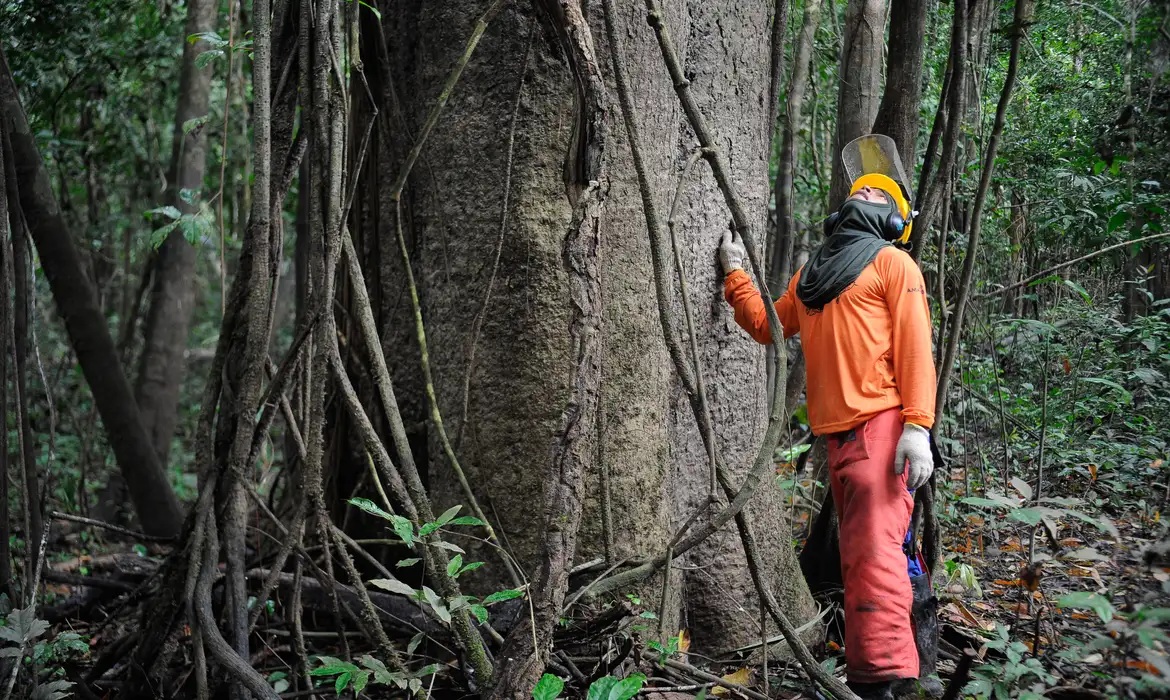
[725,247,936,434]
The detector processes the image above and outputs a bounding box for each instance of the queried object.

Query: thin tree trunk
[909,0,967,258]
[12,162,42,591]
[829,0,888,208]
[935,0,1033,419]
[135,0,219,464]
[0,46,184,538]
[771,0,823,288]
[0,123,12,597]
[871,0,928,175]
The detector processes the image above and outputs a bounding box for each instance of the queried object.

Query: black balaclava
[796,195,896,311]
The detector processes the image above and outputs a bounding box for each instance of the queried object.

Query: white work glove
[719,229,747,274]
[894,422,933,490]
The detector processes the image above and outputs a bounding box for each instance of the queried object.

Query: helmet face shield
[841,134,913,197]
[841,135,915,243]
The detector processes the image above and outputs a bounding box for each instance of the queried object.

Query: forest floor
[13,455,1170,700]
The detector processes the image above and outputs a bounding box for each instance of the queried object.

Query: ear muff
[884,207,906,241]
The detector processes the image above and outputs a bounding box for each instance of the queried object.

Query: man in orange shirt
[720,166,938,698]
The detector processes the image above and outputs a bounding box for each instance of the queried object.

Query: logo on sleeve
[906,286,926,294]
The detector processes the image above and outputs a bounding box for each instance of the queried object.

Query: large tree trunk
[369,0,816,658]
[828,0,888,208]
[135,0,218,464]
[0,47,185,538]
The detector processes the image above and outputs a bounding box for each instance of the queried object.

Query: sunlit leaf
[532,673,564,700]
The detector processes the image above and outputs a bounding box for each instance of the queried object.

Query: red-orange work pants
[826,406,918,683]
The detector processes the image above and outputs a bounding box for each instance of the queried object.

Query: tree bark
[135,0,218,465]
[488,4,607,692]
[871,0,928,176]
[828,0,888,208]
[0,46,184,538]
[370,0,816,659]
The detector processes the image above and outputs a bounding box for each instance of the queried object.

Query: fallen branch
[244,568,447,639]
[640,650,770,700]
[49,511,175,543]
[974,230,1170,300]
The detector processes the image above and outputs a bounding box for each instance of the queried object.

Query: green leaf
[30,680,74,700]
[412,663,442,679]
[1008,506,1047,526]
[430,540,464,554]
[586,673,647,700]
[357,0,382,21]
[1064,510,1120,539]
[418,521,441,538]
[194,49,225,69]
[178,210,214,245]
[1010,477,1033,501]
[349,497,394,520]
[0,605,49,645]
[1134,607,1170,624]
[335,671,352,694]
[390,514,416,548]
[447,554,463,578]
[359,655,395,685]
[459,561,485,575]
[1057,591,1115,624]
[470,604,489,624]
[188,31,228,49]
[407,631,425,655]
[448,595,474,612]
[1062,279,1092,304]
[532,673,565,700]
[182,115,210,136]
[1108,211,1131,234]
[147,205,182,221]
[775,442,812,463]
[1080,376,1133,404]
[352,669,371,695]
[436,505,462,526]
[150,220,180,249]
[368,578,416,597]
[421,587,451,623]
[483,588,525,605]
[396,558,421,568]
[448,516,486,527]
[310,656,359,676]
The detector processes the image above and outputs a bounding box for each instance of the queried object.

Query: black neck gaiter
[796,198,894,311]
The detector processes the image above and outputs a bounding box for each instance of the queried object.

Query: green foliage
[1,604,87,700]
[310,654,441,696]
[585,673,647,700]
[1057,591,1116,624]
[964,625,1056,699]
[532,672,646,700]
[532,673,565,700]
